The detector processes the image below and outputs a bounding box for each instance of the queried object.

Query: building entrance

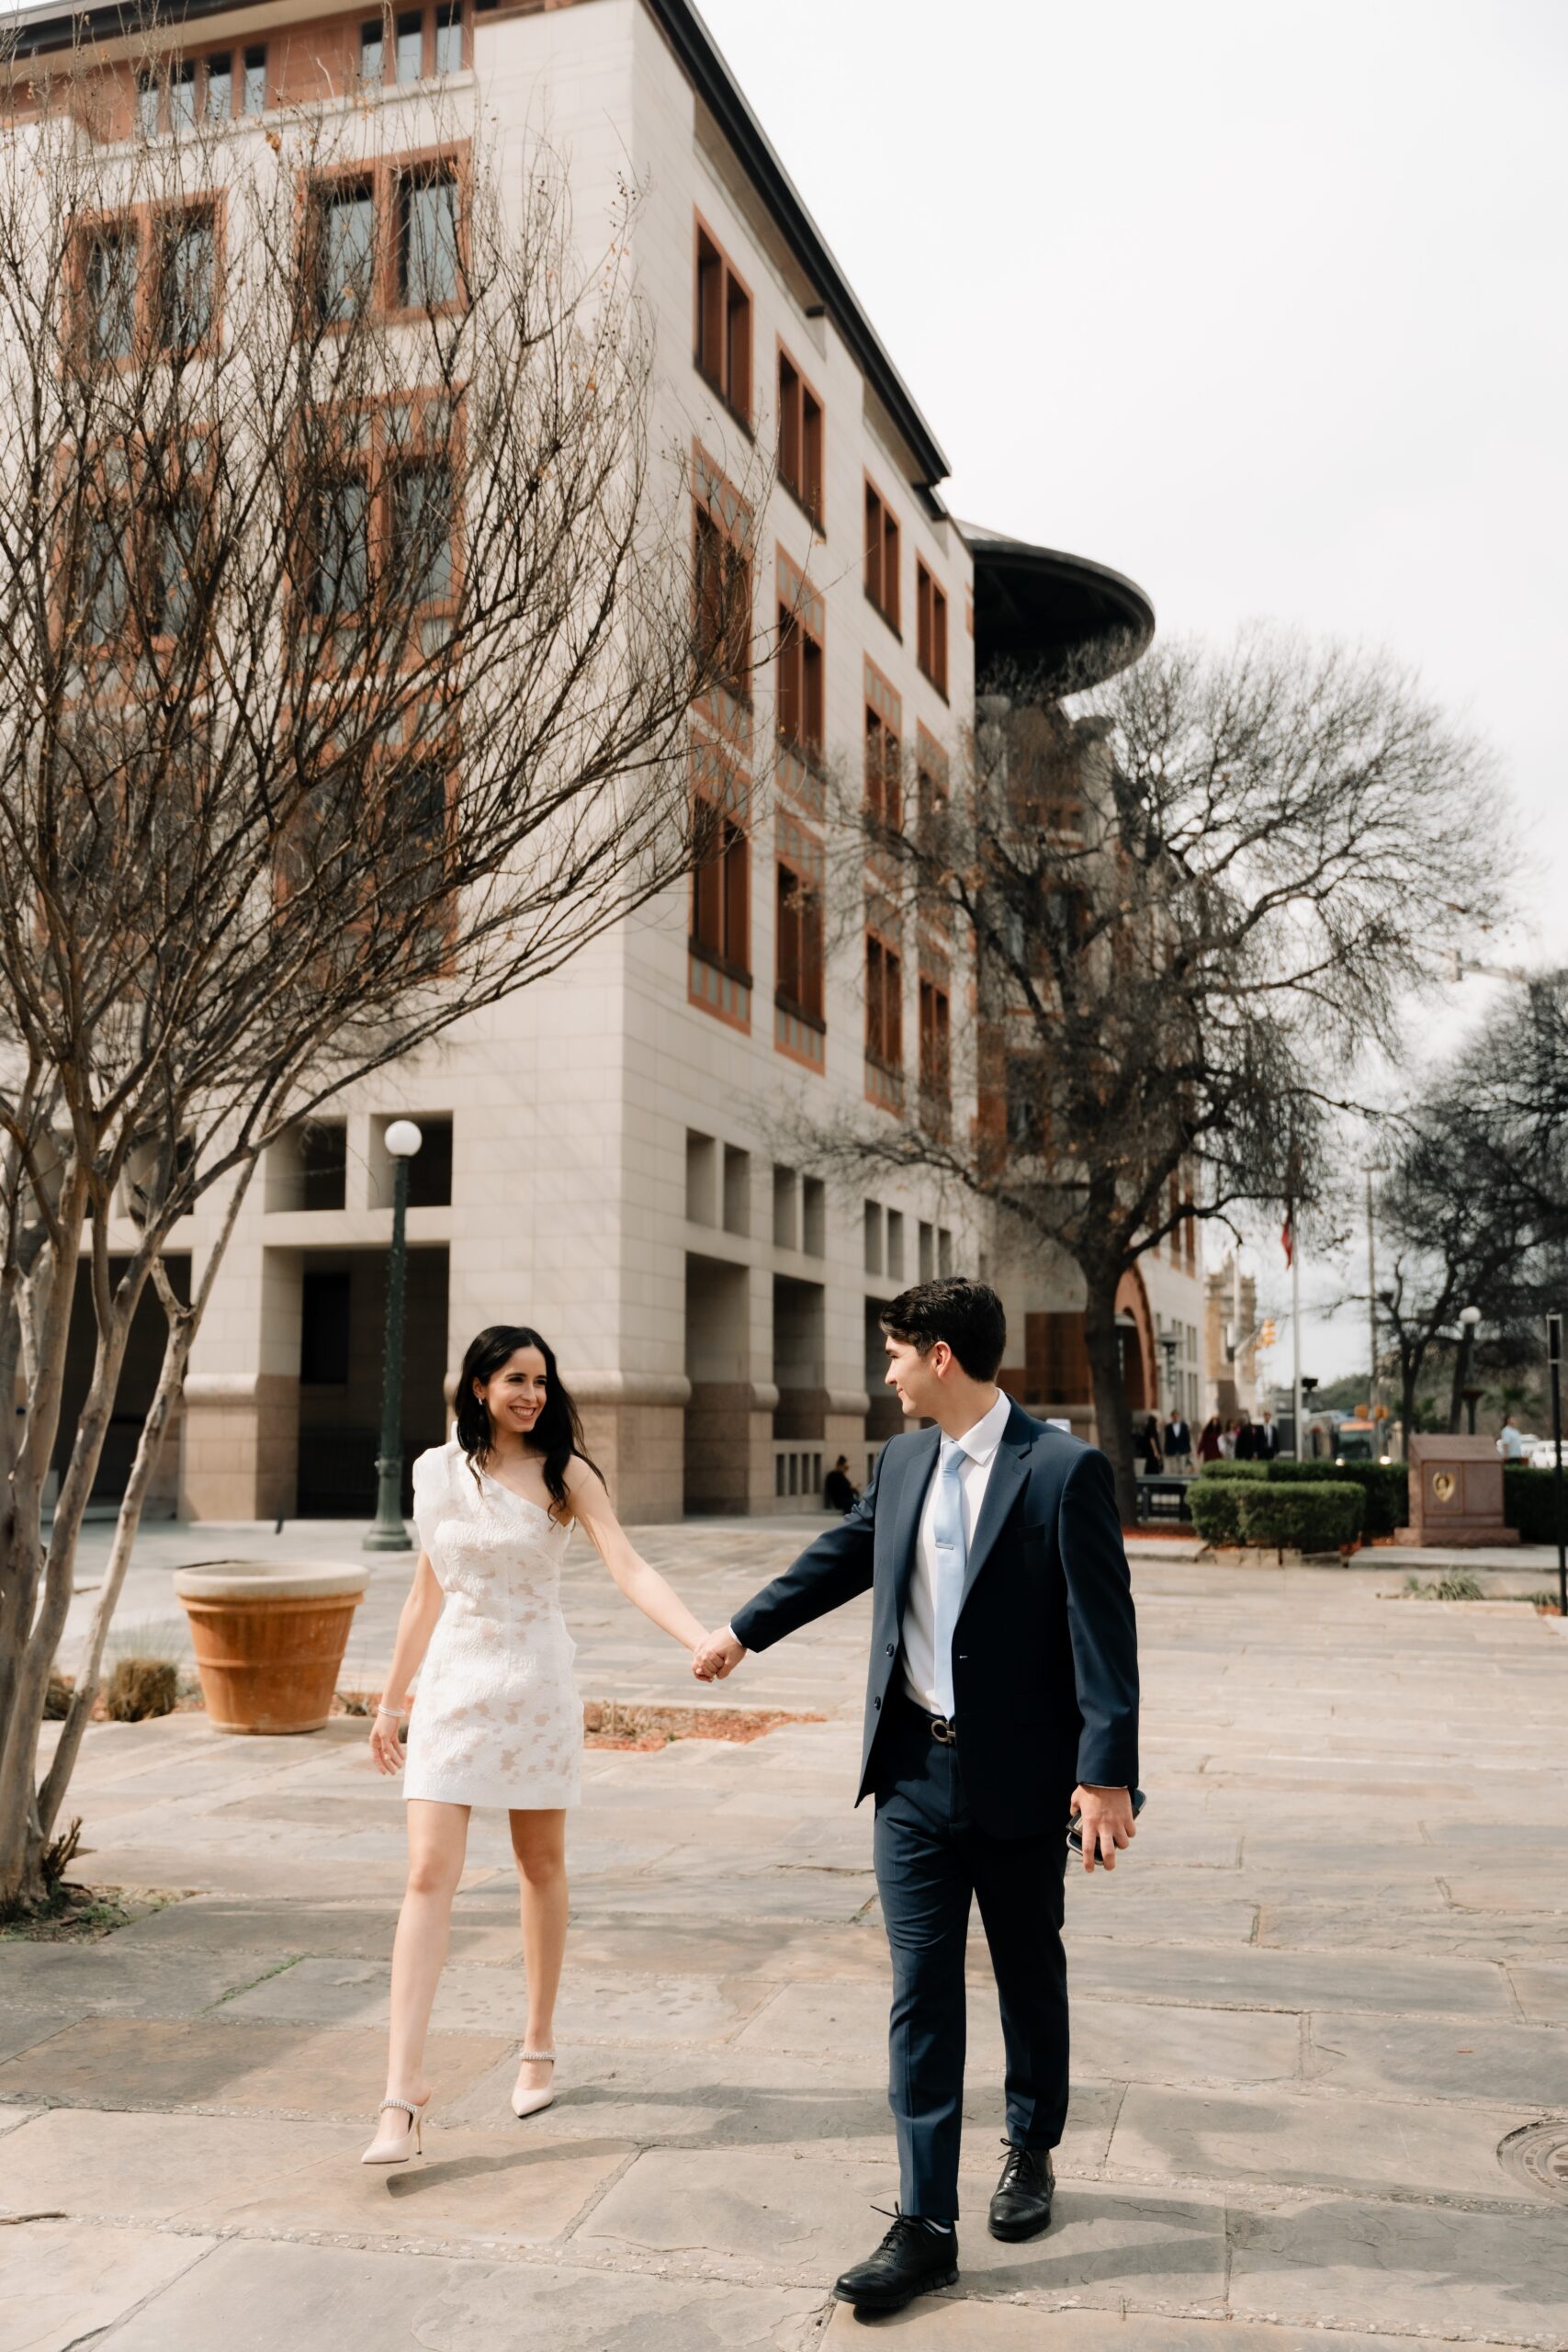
[295,1245,449,1515]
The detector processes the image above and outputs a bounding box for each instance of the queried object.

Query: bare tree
[0,53,757,1911]
[793,628,1508,1522]
[1373,986,1568,1438]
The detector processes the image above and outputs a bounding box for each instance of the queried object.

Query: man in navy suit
[694,1277,1140,2314]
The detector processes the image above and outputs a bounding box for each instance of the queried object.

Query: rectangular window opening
[399,169,460,310]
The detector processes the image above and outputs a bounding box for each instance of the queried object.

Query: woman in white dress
[361,1323,714,2164]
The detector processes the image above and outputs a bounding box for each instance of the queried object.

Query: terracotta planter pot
[174,1563,368,1735]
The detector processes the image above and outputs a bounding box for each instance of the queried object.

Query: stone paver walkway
[7,1523,1568,2349]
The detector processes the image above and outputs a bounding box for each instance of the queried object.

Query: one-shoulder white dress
[402,1438,582,1809]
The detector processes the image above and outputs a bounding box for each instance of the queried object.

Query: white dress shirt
[900,1388,1013,1716]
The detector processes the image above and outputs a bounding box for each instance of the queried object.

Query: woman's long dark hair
[454,1324,604,1523]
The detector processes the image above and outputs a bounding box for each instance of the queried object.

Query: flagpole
[1290,1210,1303,1461]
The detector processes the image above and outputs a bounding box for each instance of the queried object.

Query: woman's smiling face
[477,1347,547,1439]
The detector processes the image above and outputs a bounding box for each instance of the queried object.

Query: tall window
[204,53,232,119]
[84,513,130,646]
[916,724,950,842]
[390,461,455,607]
[694,220,752,425]
[134,72,161,138]
[916,558,948,696]
[693,449,752,710]
[397,169,460,309]
[777,347,823,526]
[775,557,823,762]
[242,46,267,113]
[865,928,904,1106]
[395,10,424,80]
[83,227,137,363]
[310,476,371,618]
[434,2,464,73]
[863,478,900,630]
[360,18,384,80]
[170,60,198,132]
[152,492,204,639]
[690,744,750,1023]
[156,211,216,354]
[919,973,951,1113]
[775,813,824,1067]
[315,179,376,322]
[863,660,902,836]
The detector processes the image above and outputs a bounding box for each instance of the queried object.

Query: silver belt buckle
[930,1714,956,1747]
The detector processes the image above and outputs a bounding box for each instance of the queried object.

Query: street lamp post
[1548,1312,1565,1622]
[365,1120,423,1553]
[1458,1303,1482,1436]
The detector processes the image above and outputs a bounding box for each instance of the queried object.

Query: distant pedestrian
[1235,1419,1258,1462]
[1137,1414,1164,1473]
[1219,1419,1238,1460]
[825,1455,860,1511]
[1197,1416,1223,1464]
[1162,1412,1193,1469]
[1257,1411,1280,1460]
[1496,1414,1527,1464]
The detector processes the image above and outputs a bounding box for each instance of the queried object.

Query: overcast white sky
[702,0,1566,1387]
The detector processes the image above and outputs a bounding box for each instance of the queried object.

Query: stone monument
[1398,1433,1518,1547]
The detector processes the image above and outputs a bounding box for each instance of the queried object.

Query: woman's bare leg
[510,1807,568,2091]
[385,1798,470,2104]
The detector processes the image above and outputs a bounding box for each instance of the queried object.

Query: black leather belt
[917,1706,957,1746]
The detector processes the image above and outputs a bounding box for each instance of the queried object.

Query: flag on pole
[1281,1210,1294,1270]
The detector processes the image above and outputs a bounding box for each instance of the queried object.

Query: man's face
[884,1333,947,1419]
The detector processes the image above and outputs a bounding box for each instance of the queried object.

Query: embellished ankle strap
[518,2050,556,2064]
[378,2097,418,2119]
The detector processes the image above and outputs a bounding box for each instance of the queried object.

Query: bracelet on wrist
[375,1703,403,1719]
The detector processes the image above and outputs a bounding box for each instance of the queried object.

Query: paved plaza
[6,1520,1568,2349]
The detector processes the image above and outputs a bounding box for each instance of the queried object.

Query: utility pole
[1366,1167,1379,1414]
[1290,1211,1303,1460]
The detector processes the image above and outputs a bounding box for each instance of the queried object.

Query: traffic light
[1258,1319,1277,1349]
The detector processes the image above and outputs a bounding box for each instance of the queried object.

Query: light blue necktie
[931,1438,967,1721]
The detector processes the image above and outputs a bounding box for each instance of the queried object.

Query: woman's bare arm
[564,1458,709,1652]
[369,1552,444,1775]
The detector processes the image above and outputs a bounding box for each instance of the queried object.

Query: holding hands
[692,1626,746,1682]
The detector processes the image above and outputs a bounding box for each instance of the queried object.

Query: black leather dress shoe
[988,2141,1055,2240]
[833,2209,959,2312]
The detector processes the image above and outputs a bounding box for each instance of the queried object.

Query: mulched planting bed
[581,1699,826,1751]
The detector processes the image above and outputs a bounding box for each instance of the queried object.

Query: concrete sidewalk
[6,1526,1568,2348]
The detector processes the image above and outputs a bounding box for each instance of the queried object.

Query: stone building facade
[18,0,1190,1521]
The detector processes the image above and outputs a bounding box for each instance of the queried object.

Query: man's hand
[693,1627,746,1682]
[1071,1783,1136,1872]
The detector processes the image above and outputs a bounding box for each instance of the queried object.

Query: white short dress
[402,1439,582,1809]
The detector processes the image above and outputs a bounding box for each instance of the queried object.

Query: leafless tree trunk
[0,44,761,1909]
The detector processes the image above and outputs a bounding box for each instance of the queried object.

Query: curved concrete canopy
[959,524,1156,695]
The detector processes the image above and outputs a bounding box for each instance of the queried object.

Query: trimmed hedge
[1268,1458,1408,1538]
[1195,1461,1269,1482]
[1189,1481,1244,1545]
[1506,1466,1567,1546]
[1237,1481,1364,1555]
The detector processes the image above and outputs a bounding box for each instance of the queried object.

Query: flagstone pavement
[6,1519,1568,2349]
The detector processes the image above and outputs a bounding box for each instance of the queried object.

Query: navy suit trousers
[873,1694,1071,2221]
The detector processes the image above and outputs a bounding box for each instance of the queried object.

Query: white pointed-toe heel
[361,2094,428,2165]
[511,2050,557,2120]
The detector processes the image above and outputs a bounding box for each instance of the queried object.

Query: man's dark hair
[881,1277,1007,1382]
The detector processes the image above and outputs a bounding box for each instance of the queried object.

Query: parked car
[1526,1437,1565,1471]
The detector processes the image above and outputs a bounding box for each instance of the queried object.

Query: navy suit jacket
[730,1400,1140,1840]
